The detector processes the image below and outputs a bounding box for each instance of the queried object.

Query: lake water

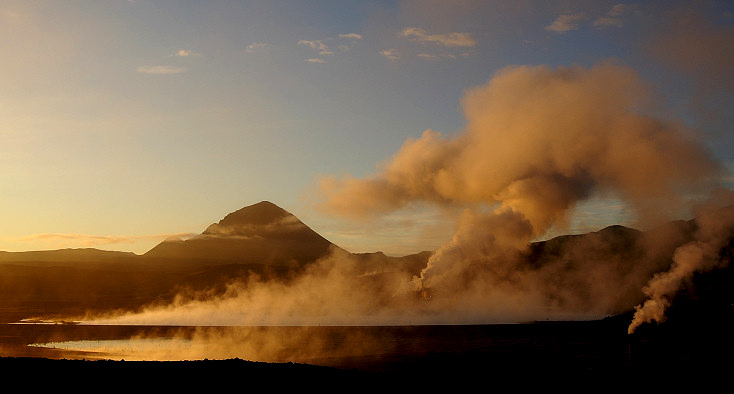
[0,320,640,372]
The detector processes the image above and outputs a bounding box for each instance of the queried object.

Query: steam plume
[318,61,724,322]
[319,62,718,224]
[628,202,734,333]
[79,61,727,338]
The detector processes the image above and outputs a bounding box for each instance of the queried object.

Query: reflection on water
[2,321,635,371]
[28,338,195,361]
[2,316,731,375]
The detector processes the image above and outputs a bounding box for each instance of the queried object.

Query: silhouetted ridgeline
[0,203,732,389]
[0,201,732,326]
[0,202,432,322]
[0,356,374,388]
[144,201,337,266]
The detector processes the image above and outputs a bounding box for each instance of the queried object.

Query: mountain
[0,201,424,322]
[1,201,732,325]
[143,201,339,268]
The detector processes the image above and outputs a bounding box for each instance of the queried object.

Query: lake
[0,312,730,380]
[0,319,639,371]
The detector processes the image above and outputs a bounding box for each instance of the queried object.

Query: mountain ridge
[142,200,339,267]
[0,202,709,265]
[1,201,732,324]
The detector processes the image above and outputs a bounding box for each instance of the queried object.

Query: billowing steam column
[417,279,433,300]
[628,205,734,334]
[317,62,726,324]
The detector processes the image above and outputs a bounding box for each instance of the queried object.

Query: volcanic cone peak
[144,201,335,265]
[200,201,306,237]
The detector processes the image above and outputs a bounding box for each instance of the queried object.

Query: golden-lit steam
[31,326,398,364]
[628,202,734,333]
[315,61,726,328]
[318,62,718,224]
[79,61,728,343]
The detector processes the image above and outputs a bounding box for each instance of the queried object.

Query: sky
[1,0,733,256]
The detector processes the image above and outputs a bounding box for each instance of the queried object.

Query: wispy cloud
[594,16,624,28]
[338,33,362,40]
[6,232,197,247]
[417,53,439,60]
[420,52,459,61]
[246,42,268,53]
[137,65,186,74]
[398,27,476,47]
[297,32,363,63]
[608,3,631,17]
[594,3,632,29]
[380,48,399,61]
[175,49,200,57]
[548,5,632,33]
[545,12,588,33]
[298,39,333,55]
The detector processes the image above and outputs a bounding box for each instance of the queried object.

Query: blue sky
[1,1,733,255]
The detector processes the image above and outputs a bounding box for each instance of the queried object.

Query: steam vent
[418,280,433,300]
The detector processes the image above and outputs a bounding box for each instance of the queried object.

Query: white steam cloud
[628,202,734,333]
[78,61,729,340]
[317,61,727,327]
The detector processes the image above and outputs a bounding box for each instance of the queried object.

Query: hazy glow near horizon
[1,1,733,256]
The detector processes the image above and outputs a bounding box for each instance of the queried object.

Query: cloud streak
[545,12,588,32]
[380,48,399,61]
[6,232,197,247]
[298,39,333,55]
[398,27,476,47]
[175,49,200,57]
[137,65,186,74]
[594,3,633,29]
[338,33,362,40]
[297,33,362,62]
[246,42,268,53]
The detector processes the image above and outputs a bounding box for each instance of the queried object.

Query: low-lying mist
[72,61,732,360]
[315,61,732,334]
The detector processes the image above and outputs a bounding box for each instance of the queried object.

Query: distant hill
[143,201,340,267]
[1,202,732,324]
[0,201,434,321]
[522,212,733,316]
